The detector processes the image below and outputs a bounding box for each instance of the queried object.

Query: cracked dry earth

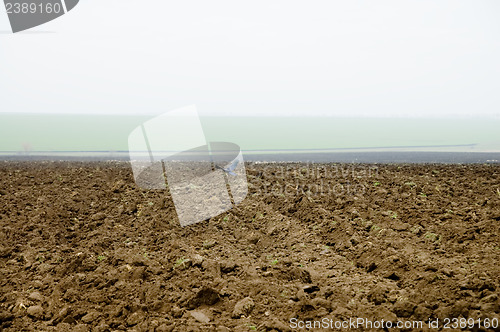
[0,161,499,331]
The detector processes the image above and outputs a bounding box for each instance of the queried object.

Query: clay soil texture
[0,161,499,332]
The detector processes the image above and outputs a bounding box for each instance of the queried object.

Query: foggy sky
[1,0,499,118]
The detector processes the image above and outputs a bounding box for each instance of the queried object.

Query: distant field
[0,114,499,155]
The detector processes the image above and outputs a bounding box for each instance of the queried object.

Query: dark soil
[0,161,499,331]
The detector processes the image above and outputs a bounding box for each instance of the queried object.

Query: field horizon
[1,114,499,163]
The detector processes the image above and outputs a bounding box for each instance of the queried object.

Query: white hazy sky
[1,0,499,117]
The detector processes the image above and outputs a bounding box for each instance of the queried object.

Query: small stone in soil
[28,291,43,302]
[27,305,44,319]
[190,310,210,323]
[232,297,255,318]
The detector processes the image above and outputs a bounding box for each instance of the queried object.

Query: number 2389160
[5,2,62,14]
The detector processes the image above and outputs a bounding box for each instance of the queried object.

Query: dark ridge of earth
[0,161,499,331]
[1,152,500,164]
